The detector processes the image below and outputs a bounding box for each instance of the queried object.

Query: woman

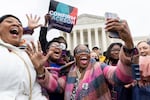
[38,19,139,100]
[105,43,122,65]
[105,42,132,100]
[137,41,150,56]
[90,51,99,61]
[0,14,48,100]
[130,41,150,100]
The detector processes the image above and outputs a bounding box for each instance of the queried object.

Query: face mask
[95,58,99,61]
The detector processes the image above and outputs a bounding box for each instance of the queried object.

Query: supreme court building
[60,14,149,53]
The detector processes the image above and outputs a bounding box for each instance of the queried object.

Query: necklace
[76,68,81,79]
[70,68,81,100]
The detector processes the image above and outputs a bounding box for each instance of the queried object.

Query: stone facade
[60,14,149,53]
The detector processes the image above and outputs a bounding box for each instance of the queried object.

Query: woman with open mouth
[0,14,48,100]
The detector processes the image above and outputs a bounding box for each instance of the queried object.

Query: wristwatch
[123,46,139,55]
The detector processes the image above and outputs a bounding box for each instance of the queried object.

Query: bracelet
[23,27,34,35]
[123,46,138,55]
[37,69,45,79]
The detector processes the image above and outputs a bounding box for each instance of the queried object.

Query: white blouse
[0,40,47,100]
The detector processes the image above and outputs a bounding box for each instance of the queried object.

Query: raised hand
[44,13,51,27]
[25,41,50,74]
[26,14,42,30]
[105,19,134,49]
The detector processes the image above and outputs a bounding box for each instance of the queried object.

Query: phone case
[108,31,120,38]
[105,12,118,19]
[105,12,120,38]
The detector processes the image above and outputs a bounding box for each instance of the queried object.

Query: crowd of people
[0,13,150,100]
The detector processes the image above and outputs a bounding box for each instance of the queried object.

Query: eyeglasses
[75,49,90,54]
[50,43,62,49]
[60,43,66,50]
[111,49,120,52]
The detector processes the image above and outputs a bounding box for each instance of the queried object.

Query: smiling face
[137,41,150,56]
[74,44,90,69]
[0,16,23,46]
[110,44,121,60]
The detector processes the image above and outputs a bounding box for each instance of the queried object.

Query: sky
[0,0,150,40]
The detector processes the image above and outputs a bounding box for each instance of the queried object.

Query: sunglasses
[75,49,90,54]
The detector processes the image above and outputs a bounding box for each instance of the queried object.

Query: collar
[49,62,61,68]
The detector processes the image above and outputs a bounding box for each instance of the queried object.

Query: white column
[66,33,71,50]
[87,29,92,50]
[94,28,99,46]
[73,30,77,48]
[102,28,107,51]
[60,31,63,36]
[80,30,84,44]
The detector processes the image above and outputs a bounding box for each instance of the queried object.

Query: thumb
[44,50,52,61]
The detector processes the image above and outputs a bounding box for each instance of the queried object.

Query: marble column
[73,30,77,48]
[66,33,71,50]
[87,29,92,50]
[94,28,99,47]
[101,28,107,51]
[80,30,84,44]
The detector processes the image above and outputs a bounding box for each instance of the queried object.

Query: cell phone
[105,12,120,38]
[131,64,141,80]
[62,50,67,57]
[59,61,75,76]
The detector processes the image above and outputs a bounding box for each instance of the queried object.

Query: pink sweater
[38,47,133,100]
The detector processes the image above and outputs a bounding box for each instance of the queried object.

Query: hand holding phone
[105,12,120,38]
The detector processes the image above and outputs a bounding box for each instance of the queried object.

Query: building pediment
[76,13,105,25]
